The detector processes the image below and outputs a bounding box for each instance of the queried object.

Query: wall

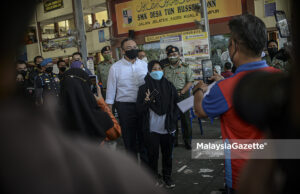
[254,0,292,29]
[41,47,78,59]
[36,0,73,22]
[26,43,40,62]
[83,0,106,9]
[26,27,111,61]
[86,27,111,53]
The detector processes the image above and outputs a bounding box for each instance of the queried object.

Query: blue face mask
[150,71,164,80]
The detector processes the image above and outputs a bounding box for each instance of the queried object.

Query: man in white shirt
[106,38,148,161]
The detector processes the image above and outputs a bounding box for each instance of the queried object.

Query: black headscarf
[145,61,173,115]
[59,68,113,141]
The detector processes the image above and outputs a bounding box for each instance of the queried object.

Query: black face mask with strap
[125,49,139,60]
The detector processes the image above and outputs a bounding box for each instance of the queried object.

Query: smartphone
[89,75,98,95]
[274,10,290,38]
[149,89,159,101]
[202,59,214,84]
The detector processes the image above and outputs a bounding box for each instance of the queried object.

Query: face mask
[103,54,112,61]
[168,56,179,64]
[142,57,148,63]
[19,70,27,77]
[150,71,164,80]
[59,67,66,73]
[125,49,139,60]
[45,67,53,73]
[268,47,278,57]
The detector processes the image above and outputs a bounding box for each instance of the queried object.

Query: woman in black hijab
[136,60,179,189]
[60,68,113,142]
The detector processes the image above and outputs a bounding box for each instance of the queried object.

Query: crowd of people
[9,1,296,192]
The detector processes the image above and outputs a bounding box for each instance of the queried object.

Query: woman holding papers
[137,60,179,189]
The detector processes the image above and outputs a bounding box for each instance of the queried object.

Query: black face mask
[59,67,67,73]
[268,47,278,57]
[45,67,53,73]
[18,70,27,78]
[125,49,139,60]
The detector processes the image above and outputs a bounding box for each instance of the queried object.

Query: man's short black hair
[57,60,66,67]
[224,62,232,70]
[72,52,82,58]
[34,56,43,64]
[15,60,27,67]
[229,14,267,57]
[121,38,134,50]
[267,39,278,47]
[138,49,145,53]
[166,45,173,51]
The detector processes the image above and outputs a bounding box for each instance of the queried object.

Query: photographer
[193,14,280,193]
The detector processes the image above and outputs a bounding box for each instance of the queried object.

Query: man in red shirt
[193,14,279,193]
[221,62,234,78]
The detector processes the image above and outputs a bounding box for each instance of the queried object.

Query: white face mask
[142,57,148,63]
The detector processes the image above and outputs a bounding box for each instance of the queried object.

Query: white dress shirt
[105,57,148,104]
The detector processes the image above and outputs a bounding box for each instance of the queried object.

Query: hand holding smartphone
[89,75,98,95]
[202,59,214,84]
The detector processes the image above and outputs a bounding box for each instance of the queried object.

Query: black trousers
[175,92,192,144]
[115,102,147,163]
[147,132,174,178]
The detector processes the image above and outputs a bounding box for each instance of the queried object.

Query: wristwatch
[193,87,204,95]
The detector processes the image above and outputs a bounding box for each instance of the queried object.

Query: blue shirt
[202,61,269,119]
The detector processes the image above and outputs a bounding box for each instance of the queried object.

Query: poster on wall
[182,32,210,81]
[42,36,76,52]
[44,0,64,13]
[182,32,209,58]
[264,0,276,17]
[98,30,105,43]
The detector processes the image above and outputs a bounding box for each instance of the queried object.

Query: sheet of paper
[177,95,194,113]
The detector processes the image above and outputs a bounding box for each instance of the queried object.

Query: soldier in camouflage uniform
[34,58,60,105]
[96,46,114,99]
[163,46,194,150]
[263,39,289,72]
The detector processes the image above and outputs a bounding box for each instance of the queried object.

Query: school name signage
[115,0,200,35]
[115,0,242,35]
[44,0,64,13]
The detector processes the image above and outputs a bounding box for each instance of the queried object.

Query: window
[95,11,108,26]
[58,20,70,37]
[41,24,55,40]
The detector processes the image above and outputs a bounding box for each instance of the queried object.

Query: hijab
[145,61,173,116]
[59,68,113,141]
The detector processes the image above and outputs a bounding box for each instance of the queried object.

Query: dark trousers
[176,92,192,144]
[115,102,147,163]
[147,132,174,178]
